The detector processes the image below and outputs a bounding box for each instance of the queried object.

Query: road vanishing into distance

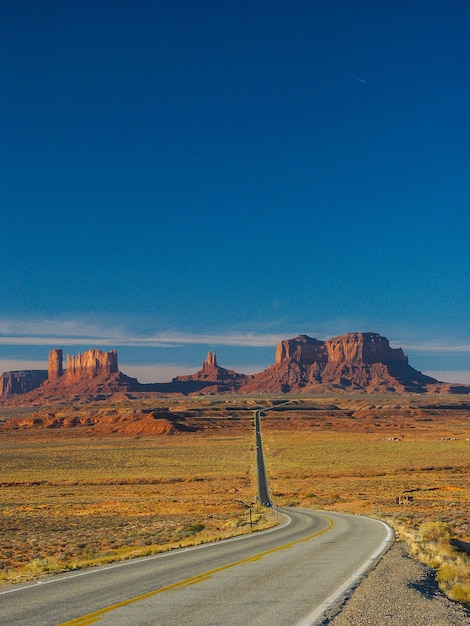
[0,406,394,625]
[254,407,273,506]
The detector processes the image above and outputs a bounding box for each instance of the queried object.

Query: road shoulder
[327,542,470,625]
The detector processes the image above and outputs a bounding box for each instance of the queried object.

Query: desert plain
[1,393,469,600]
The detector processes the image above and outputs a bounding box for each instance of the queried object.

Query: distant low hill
[1,332,469,405]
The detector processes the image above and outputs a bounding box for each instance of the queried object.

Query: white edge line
[295,518,395,626]
[0,509,291,596]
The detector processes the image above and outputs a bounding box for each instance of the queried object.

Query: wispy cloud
[1,316,469,384]
[0,317,123,346]
[1,316,469,355]
[396,340,470,354]
[0,316,284,348]
[0,359,48,373]
[426,371,470,384]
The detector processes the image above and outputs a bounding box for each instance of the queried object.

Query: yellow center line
[60,516,334,626]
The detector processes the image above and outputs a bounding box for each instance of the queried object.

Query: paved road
[254,409,272,506]
[254,402,291,506]
[0,509,393,626]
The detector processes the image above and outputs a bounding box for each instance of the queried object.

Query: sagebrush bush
[391,518,470,605]
[419,521,452,543]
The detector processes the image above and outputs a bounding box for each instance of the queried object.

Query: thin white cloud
[0,317,118,339]
[1,316,469,355]
[426,371,470,384]
[396,341,470,354]
[0,337,117,346]
[0,316,284,348]
[0,333,283,348]
[124,332,284,347]
[0,359,47,374]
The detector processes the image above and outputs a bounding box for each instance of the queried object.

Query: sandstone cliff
[0,370,48,397]
[242,332,441,394]
[275,335,327,365]
[64,349,118,384]
[46,347,119,386]
[0,348,143,404]
[1,333,469,405]
[48,349,63,380]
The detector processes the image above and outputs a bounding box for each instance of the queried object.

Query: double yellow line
[61,515,334,625]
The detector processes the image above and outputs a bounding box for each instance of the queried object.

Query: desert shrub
[392,518,470,605]
[437,563,470,603]
[419,521,452,543]
[448,583,470,603]
[186,523,205,533]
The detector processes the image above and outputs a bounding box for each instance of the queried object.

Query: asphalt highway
[254,408,272,506]
[254,402,292,506]
[0,508,393,626]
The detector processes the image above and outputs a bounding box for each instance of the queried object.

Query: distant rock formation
[0,370,48,397]
[203,351,217,370]
[0,348,139,404]
[64,349,118,384]
[48,349,63,380]
[321,332,436,392]
[326,332,407,365]
[169,350,248,393]
[44,348,119,385]
[275,335,326,365]
[1,332,469,404]
[242,332,441,394]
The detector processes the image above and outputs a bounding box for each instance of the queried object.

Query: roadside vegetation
[261,428,470,604]
[0,394,468,603]
[0,434,276,584]
[392,520,470,603]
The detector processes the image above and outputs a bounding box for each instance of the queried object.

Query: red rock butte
[253,332,431,394]
[47,348,119,385]
[1,332,470,402]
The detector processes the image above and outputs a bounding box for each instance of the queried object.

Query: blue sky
[1,1,469,383]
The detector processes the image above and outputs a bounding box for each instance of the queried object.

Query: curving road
[0,508,393,626]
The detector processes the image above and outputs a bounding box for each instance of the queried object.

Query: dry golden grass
[0,433,276,584]
[1,393,469,601]
[262,430,469,519]
[260,419,470,604]
[393,521,470,603]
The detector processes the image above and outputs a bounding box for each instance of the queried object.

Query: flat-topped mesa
[65,349,119,384]
[0,370,48,397]
[325,332,408,365]
[275,335,327,365]
[246,331,440,394]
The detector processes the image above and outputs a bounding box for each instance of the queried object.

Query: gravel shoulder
[326,542,470,625]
